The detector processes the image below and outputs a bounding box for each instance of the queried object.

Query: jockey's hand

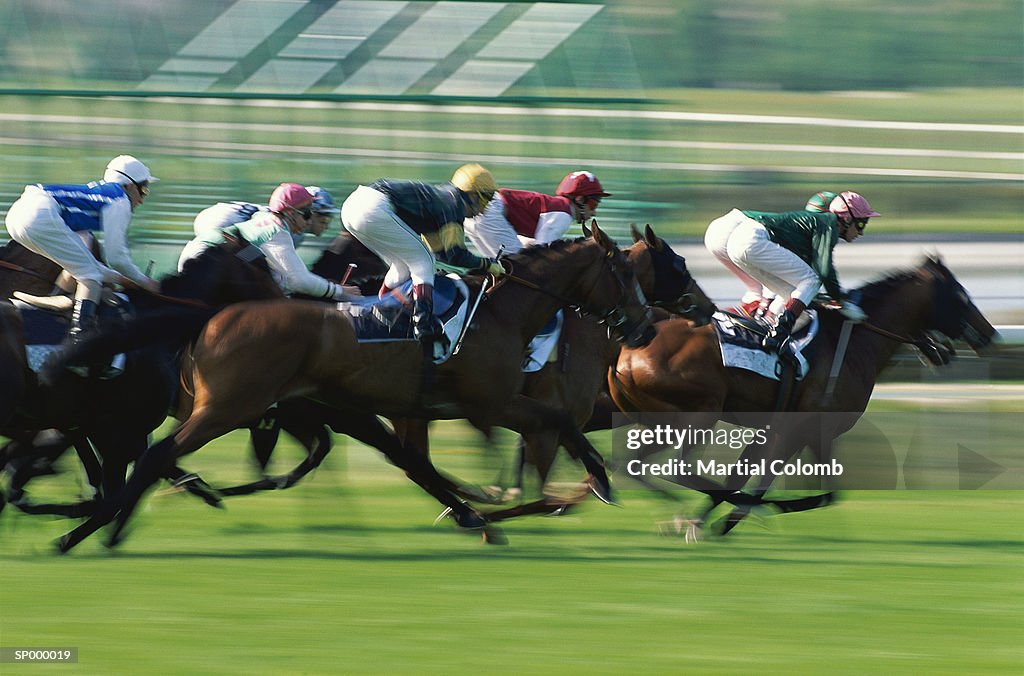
[485,260,506,278]
[341,284,362,297]
[838,301,867,322]
[139,277,161,293]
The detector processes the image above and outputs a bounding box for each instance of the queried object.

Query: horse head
[162,243,284,305]
[628,223,717,325]
[919,255,998,354]
[578,222,657,348]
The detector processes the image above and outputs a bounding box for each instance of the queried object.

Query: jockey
[805,191,838,212]
[183,183,354,301]
[178,185,340,269]
[464,169,610,257]
[739,190,840,316]
[704,191,880,352]
[340,164,506,355]
[4,155,160,349]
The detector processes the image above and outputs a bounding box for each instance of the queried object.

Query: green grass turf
[2,421,1022,674]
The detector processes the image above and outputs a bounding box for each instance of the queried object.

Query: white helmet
[104,155,158,186]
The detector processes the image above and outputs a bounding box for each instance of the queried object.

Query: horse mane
[853,256,940,304]
[501,237,591,268]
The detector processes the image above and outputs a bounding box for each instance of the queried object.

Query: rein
[0,258,55,283]
[498,254,638,332]
[0,258,214,310]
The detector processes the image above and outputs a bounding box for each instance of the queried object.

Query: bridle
[496,248,653,346]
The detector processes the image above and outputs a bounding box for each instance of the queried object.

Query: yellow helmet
[451,163,497,206]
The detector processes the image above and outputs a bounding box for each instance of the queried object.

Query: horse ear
[629,223,643,243]
[590,220,615,254]
[643,224,664,252]
[581,222,592,238]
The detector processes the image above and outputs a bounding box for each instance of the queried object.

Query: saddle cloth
[10,294,129,374]
[712,309,818,381]
[337,274,470,363]
[522,310,563,373]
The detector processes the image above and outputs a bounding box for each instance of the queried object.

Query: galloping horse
[231,224,716,504]
[505,224,716,495]
[0,243,284,517]
[57,224,657,551]
[608,255,998,534]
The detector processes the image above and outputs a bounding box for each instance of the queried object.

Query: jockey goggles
[111,169,150,196]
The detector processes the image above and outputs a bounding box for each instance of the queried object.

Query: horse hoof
[586,474,616,506]
[55,534,76,554]
[454,510,487,531]
[482,526,508,545]
[432,507,454,526]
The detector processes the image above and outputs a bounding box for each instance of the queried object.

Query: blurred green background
[0,2,1021,673]
[0,0,1020,264]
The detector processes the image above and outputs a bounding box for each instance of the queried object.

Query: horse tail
[56,305,219,366]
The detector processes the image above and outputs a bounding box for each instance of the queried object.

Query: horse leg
[248,407,282,475]
[494,395,615,505]
[219,414,333,496]
[337,414,497,535]
[58,405,252,553]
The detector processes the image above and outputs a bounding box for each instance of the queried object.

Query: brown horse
[0,243,284,517]
[57,224,657,551]
[608,255,998,534]
[503,224,717,496]
[222,224,714,504]
[0,240,74,299]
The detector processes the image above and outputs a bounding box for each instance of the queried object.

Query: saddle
[712,308,818,381]
[10,291,131,375]
[337,274,471,364]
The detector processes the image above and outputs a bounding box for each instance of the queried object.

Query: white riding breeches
[341,185,436,290]
[4,186,117,289]
[705,209,821,306]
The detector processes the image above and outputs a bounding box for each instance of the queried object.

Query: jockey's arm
[464,197,520,258]
[427,222,491,271]
[101,198,157,289]
[261,229,348,300]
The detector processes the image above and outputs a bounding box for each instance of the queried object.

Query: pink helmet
[269,183,314,213]
[556,171,611,199]
[829,191,880,219]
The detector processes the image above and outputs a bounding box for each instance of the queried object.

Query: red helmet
[269,183,313,213]
[556,171,611,200]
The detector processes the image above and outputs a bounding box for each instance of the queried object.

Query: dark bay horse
[57,224,657,551]
[234,225,717,505]
[608,255,998,535]
[0,243,284,517]
[501,224,717,496]
[0,240,74,298]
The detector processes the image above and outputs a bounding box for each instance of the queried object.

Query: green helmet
[805,191,838,212]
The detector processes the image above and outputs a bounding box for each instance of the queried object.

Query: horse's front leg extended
[494,395,614,505]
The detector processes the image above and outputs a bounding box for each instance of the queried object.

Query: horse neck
[495,242,606,344]
[849,277,932,375]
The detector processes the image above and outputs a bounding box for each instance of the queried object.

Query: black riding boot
[762,299,806,353]
[65,299,100,376]
[412,284,448,359]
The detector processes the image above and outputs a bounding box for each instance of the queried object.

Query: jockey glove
[838,301,867,322]
[485,260,506,278]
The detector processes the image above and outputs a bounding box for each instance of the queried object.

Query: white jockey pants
[705,209,821,307]
[341,185,435,291]
[4,186,114,302]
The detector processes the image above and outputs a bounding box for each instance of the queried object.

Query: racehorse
[608,255,998,535]
[0,243,284,517]
[56,224,657,551]
[0,240,75,298]
[230,224,717,505]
